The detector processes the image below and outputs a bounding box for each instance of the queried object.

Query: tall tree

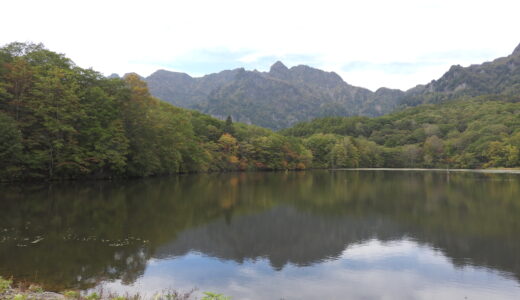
[223,115,235,135]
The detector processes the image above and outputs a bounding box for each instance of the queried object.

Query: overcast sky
[2,0,519,91]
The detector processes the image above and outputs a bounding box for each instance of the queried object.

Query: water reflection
[154,206,405,269]
[102,240,520,300]
[1,171,520,298]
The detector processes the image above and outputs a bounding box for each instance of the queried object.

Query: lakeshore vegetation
[0,42,519,181]
[0,43,311,181]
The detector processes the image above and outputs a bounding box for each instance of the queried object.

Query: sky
[1,0,519,91]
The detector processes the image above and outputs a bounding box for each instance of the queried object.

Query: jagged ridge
[142,42,520,130]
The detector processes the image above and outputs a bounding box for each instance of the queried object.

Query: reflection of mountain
[157,171,520,281]
[155,206,403,270]
[1,171,520,290]
[413,224,520,279]
[154,197,520,280]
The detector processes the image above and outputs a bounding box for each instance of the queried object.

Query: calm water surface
[1,170,520,299]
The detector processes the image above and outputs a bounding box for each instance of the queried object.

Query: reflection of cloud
[99,240,520,300]
[341,238,420,260]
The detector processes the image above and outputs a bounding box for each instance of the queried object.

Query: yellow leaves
[228,155,239,164]
[123,73,151,102]
[296,162,307,170]
[218,133,238,154]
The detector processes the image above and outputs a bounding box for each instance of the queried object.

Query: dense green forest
[0,43,311,181]
[1,42,519,181]
[281,96,520,169]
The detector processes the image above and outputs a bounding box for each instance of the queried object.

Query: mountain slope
[281,95,520,169]
[402,43,520,106]
[145,62,403,130]
[143,42,520,130]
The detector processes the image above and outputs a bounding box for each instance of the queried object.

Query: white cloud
[1,0,519,90]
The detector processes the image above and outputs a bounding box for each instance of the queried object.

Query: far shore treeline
[0,43,519,181]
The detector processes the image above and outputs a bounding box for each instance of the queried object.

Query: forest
[282,96,520,169]
[0,43,311,181]
[0,42,519,181]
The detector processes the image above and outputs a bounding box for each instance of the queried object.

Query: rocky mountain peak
[269,61,289,74]
[143,45,520,130]
[513,42,520,55]
[148,69,192,80]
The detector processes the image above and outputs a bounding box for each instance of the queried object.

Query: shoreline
[0,276,197,300]
[2,167,520,185]
[330,168,520,174]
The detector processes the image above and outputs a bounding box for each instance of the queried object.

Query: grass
[200,292,231,300]
[0,276,12,294]
[61,290,195,300]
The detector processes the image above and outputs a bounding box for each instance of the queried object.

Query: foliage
[0,43,311,181]
[283,96,520,169]
[200,292,231,300]
[85,292,101,300]
[1,41,519,181]
[0,276,12,293]
[63,290,81,299]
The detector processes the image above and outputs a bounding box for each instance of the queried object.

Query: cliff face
[402,42,520,106]
[143,42,520,130]
[143,61,402,130]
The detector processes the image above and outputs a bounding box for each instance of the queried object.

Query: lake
[1,170,520,299]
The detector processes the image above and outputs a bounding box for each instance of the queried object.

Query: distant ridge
[514,42,520,55]
[134,42,520,130]
[402,42,520,106]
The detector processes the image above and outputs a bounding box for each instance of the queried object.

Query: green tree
[223,115,235,135]
[0,111,22,178]
[303,133,337,168]
[423,135,444,167]
[330,137,360,168]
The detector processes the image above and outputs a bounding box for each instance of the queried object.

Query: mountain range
[134,43,520,130]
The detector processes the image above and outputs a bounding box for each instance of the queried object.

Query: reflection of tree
[1,171,520,290]
[0,240,150,290]
[157,171,520,280]
[295,171,520,281]
[0,175,264,290]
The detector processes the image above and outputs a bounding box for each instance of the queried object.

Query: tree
[330,137,360,168]
[0,111,22,178]
[303,133,337,168]
[29,66,86,177]
[402,144,422,167]
[223,115,235,135]
[483,141,518,168]
[423,135,444,167]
